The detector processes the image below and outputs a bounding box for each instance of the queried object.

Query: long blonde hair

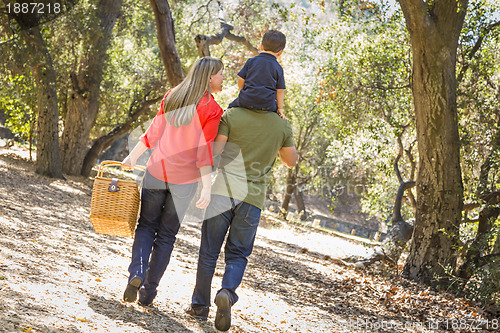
[164,57,223,127]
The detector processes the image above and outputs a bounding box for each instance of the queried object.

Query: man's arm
[213,134,228,156]
[279,146,298,168]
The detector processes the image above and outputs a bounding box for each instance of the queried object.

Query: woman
[121,57,225,306]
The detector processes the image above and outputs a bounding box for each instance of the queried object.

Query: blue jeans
[191,195,261,308]
[128,172,198,304]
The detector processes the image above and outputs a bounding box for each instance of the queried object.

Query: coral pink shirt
[140,91,223,184]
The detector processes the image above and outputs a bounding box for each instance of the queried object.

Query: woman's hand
[121,141,147,170]
[195,187,211,209]
[121,155,136,170]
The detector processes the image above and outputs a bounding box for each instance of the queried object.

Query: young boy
[228,30,286,118]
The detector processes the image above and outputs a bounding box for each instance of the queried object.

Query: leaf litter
[0,146,497,332]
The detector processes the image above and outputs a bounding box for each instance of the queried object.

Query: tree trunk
[81,0,183,176]
[20,27,63,178]
[280,168,296,218]
[80,95,162,177]
[294,188,307,220]
[457,206,500,280]
[59,0,123,175]
[398,0,466,286]
[150,0,184,86]
[342,181,415,268]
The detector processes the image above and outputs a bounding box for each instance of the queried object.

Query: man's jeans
[128,172,197,303]
[191,194,261,308]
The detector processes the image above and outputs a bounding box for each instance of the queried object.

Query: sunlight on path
[256,225,373,259]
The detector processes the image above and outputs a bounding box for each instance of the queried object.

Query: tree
[397,0,467,285]
[453,0,500,297]
[59,0,123,175]
[20,26,63,178]
[80,0,184,176]
[7,7,63,178]
[149,0,184,86]
[3,1,70,178]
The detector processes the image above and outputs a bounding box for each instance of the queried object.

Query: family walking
[120,30,298,331]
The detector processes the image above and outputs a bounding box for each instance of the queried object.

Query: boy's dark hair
[262,30,286,53]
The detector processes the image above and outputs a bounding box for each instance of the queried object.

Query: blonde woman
[121,57,224,306]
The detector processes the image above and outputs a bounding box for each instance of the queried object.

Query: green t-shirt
[211,107,295,209]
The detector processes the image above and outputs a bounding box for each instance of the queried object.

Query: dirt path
[0,147,495,332]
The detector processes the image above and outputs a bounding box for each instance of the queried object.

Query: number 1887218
[7,2,61,15]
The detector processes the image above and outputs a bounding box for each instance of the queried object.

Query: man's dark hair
[262,30,286,53]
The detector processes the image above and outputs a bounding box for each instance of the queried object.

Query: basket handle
[97,160,146,178]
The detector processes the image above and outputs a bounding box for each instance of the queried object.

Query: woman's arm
[121,140,147,169]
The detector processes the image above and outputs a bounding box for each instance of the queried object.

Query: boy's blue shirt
[229,52,285,112]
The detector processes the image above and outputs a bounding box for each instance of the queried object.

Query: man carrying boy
[229,30,287,118]
[184,31,296,331]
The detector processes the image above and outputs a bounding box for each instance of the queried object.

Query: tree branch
[80,91,164,177]
[479,190,500,205]
[195,20,232,57]
[195,12,258,57]
[478,252,500,268]
[226,31,259,55]
[458,21,500,83]
[360,82,410,91]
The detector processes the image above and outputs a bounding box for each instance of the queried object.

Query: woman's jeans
[128,172,198,304]
[191,194,261,308]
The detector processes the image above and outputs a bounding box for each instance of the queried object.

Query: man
[185,106,298,331]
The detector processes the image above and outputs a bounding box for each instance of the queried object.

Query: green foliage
[464,257,500,304]
[92,0,165,138]
[455,0,500,304]
[0,74,36,141]
[310,3,415,221]
[458,0,500,201]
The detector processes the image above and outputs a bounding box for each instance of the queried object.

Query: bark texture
[59,0,123,175]
[280,168,296,218]
[80,95,162,177]
[20,27,63,178]
[150,0,184,86]
[398,0,467,285]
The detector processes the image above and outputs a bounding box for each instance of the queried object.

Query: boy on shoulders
[228,30,287,119]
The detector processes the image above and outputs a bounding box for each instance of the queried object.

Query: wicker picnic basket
[90,161,146,237]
